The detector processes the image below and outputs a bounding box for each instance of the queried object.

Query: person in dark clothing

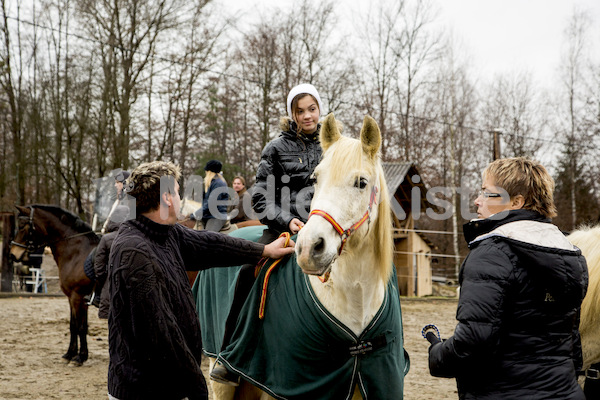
[106,161,294,400]
[427,157,588,400]
[102,170,131,234]
[92,205,129,318]
[18,246,44,293]
[197,160,229,232]
[211,83,324,385]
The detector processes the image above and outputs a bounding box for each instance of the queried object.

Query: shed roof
[382,162,432,213]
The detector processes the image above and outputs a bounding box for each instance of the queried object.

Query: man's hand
[262,236,295,259]
[288,218,304,234]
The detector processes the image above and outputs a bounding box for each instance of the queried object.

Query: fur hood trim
[279,116,343,133]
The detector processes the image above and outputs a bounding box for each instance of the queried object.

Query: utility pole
[492,129,503,160]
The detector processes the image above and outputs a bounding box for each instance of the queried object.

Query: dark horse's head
[10,205,98,263]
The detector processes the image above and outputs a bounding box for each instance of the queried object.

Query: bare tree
[481,72,546,158]
[394,0,441,162]
[431,39,482,279]
[237,22,281,149]
[556,8,592,230]
[0,0,27,204]
[357,0,404,159]
[152,1,226,180]
[76,0,184,170]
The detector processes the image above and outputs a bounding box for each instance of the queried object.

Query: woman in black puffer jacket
[210,83,325,385]
[251,83,323,241]
[428,157,588,399]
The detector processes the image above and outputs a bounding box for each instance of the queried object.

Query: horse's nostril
[313,237,325,254]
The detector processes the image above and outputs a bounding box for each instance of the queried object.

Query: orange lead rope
[258,232,292,320]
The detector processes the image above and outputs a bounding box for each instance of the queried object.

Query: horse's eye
[355,177,368,189]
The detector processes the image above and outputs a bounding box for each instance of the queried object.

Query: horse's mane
[32,204,99,243]
[568,225,600,332]
[325,137,394,284]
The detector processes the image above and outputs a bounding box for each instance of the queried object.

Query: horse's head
[10,205,49,263]
[296,113,393,284]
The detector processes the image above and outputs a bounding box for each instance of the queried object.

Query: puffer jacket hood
[464,209,586,309]
[278,116,342,138]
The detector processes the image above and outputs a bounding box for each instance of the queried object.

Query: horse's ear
[320,113,341,152]
[360,115,381,159]
[15,205,29,215]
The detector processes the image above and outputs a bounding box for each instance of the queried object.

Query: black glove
[422,324,442,351]
[425,331,441,345]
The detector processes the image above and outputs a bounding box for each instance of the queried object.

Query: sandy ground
[0,254,460,400]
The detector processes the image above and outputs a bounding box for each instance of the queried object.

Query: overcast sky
[218,0,600,88]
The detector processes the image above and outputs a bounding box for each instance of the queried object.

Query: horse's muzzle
[9,247,26,263]
[296,232,337,275]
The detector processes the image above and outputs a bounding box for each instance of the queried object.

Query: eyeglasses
[478,190,502,198]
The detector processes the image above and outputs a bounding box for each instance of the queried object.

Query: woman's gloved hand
[422,324,442,350]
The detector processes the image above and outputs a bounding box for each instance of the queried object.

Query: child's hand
[288,218,304,234]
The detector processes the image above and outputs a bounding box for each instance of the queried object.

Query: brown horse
[9,205,99,366]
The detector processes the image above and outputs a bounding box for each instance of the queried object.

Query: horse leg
[62,299,79,362]
[234,383,272,400]
[351,385,363,400]
[69,295,89,366]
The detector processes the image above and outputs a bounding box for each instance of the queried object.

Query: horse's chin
[298,255,336,277]
[300,264,332,277]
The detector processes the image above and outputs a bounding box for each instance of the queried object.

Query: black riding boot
[585,363,600,399]
[88,279,104,308]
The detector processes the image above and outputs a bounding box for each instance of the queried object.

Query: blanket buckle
[349,341,373,356]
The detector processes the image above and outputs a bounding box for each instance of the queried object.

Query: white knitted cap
[286,83,323,119]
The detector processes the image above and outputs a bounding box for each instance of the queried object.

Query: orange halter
[308,185,379,256]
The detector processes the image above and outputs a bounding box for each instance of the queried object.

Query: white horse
[296,113,394,338]
[568,226,600,374]
[180,198,202,219]
[207,113,407,400]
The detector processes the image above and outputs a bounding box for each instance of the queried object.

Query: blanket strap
[258,232,292,320]
[348,332,391,357]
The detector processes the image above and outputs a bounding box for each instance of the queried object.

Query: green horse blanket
[194,226,409,399]
[192,225,266,357]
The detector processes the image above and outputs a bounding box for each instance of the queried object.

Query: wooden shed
[383,163,434,297]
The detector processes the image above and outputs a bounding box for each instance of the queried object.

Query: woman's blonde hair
[483,157,557,218]
[204,171,226,192]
